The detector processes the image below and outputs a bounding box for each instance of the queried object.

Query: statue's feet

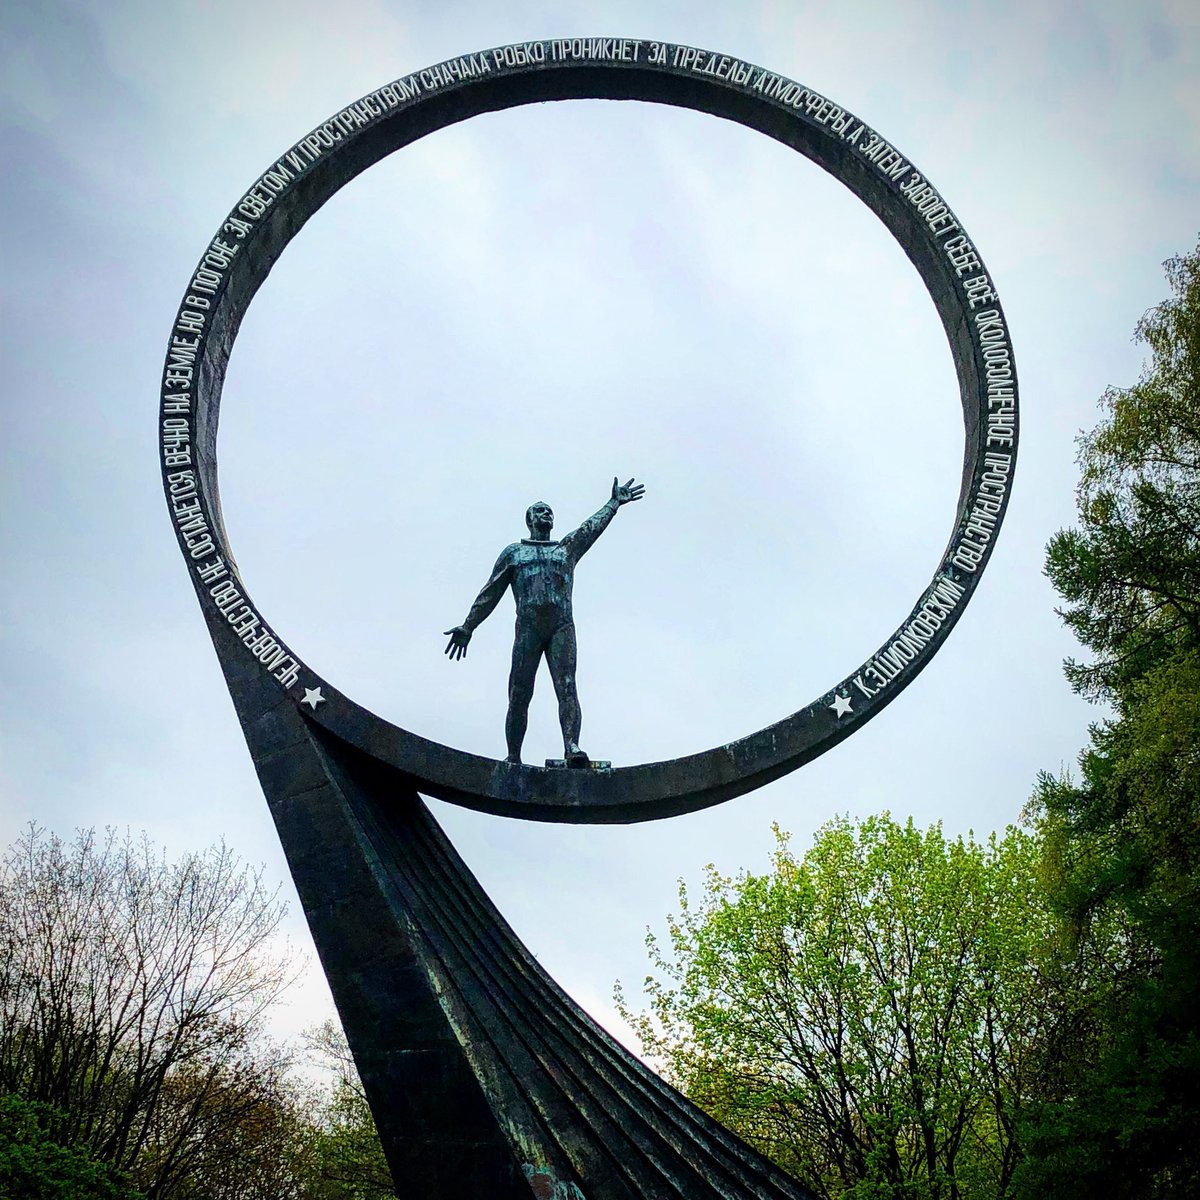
[565,744,590,769]
[504,753,522,765]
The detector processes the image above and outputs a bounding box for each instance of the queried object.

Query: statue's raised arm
[560,477,645,564]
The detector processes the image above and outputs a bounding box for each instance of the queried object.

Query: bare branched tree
[0,825,301,1198]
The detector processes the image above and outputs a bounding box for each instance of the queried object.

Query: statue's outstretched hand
[444,626,472,661]
[612,476,646,506]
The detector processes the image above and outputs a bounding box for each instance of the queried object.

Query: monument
[161,39,1017,1199]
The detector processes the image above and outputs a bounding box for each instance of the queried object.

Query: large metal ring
[160,40,1018,822]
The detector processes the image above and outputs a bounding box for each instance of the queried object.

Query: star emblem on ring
[301,686,326,710]
[829,693,853,719]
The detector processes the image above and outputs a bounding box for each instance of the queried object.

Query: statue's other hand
[444,626,471,661]
[612,476,646,506]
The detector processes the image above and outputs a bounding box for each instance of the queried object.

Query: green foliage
[618,816,1054,1200]
[1023,240,1200,1198]
[0,1094,142,1199]
[1046,242,1200,703]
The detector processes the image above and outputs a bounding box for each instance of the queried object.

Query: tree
[294,1021,396,1200]
[0,1094,141,1200]
[1022,241,1200,1198]
[128,1041,308,1200]
[1046,242,1200,702]
[0,825,300,1198]
[618,816,1057,1200]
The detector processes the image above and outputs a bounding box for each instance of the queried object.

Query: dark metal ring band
[160,41,1018,822]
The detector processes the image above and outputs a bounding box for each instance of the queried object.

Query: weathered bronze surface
[444,479,644,766]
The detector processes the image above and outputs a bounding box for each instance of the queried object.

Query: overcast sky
[2,0,1198,1048]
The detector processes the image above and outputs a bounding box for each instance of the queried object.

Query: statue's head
[525,501,554,539]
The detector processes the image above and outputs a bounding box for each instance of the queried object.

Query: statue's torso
[506,540,574,620]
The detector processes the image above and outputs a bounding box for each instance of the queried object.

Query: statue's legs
[505,621,545,762]
[547,622,583,758]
